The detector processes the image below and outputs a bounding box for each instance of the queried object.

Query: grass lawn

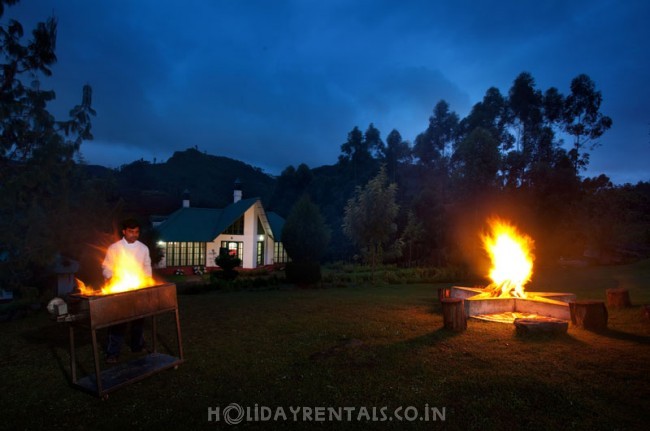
[1,260,650,430]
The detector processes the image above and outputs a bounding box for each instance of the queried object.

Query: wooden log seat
[440,298,466,331]
[514,317,568,335]
[606,288,631,308]
[569,300,608,331]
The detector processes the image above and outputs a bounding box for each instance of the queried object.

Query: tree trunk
[441,298,466,331]
[606,288,631,308]
[569,300,608,331]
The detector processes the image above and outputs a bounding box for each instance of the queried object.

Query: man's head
[121,218,141,244]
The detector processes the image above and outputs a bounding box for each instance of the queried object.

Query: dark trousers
[106,318,145,357]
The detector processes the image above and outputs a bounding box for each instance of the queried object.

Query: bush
[215,254,241,280]
[319,263,469,286]
[285,261,321,286]
[178,283,216,295]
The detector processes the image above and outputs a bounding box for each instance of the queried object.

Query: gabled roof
[217,197,259,234]
[156,207,222,241]
[156,197,270,242]
[266,212,286,242]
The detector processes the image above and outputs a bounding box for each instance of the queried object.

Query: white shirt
[102,238,152,280]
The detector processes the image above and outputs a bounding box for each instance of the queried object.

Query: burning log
[481,218,533,299]
[569,300,608,331]
[484,281,527,298]
[606,288,631,308]
[441,298,467,331]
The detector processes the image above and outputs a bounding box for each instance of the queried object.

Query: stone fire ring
[449,286,576,323]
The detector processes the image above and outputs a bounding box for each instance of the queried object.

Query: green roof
[157,198,280,242]
[156,207,223,241]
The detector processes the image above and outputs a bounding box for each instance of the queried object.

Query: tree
[382,129,411,182]
[562,74,613,173]
[364,122,384,159]
[269,163,312,214]
[459,87,512,152]
[342,166,399,273]
[413,100,459,168]
[339,126,368,166]
[0,3,97,289]
[282,194,330,263]
[451,127,501,197]
[400,210,425,267]
[506,72,544,185]
[282,194,330,284]
[508,72,543,148]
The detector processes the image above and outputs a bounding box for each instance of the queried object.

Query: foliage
[97,69,620,271]
[281,194,330,263]
[215,252,241,280]
[563,74,613,172]
[337,124,382,183]
[285,260,322,285]
[451,127,501,196]
[343,166,400,269]
[400,211,426,267]
[381,129,411,182]
[114,148,276,215]
[413,100,459,167]
[0,3,102,289]
[320,263,468,285]
[268,163,313,216]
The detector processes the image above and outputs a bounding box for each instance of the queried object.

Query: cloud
[5,0,650,182]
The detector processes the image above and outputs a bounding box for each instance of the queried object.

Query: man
[104,218,152,363]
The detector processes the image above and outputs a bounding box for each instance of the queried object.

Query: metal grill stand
[68,283,184,399]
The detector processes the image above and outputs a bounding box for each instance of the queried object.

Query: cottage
[154,181,288,273]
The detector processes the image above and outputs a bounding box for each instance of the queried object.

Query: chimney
[182,189,190,208]
[233,179,242,203]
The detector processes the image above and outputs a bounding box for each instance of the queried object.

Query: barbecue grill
[66,282,184,399]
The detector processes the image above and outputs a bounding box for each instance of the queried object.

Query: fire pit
[447,285,575,322]
[445,218,575,324]
[67,282,184,399]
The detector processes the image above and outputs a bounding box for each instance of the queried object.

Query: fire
[482,218,534,298]
[76,249,155,296]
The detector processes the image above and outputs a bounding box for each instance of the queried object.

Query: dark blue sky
[8,0,650,184]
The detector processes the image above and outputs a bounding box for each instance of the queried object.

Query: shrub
[285,261,321,286]
[215,253,241,280]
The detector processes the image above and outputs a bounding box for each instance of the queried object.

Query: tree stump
[641,305,650,321]
[569,300,608,331]
[441,298,466,331]
[514,317,568,336]
[438,287,451,302]
[606,288,631,308]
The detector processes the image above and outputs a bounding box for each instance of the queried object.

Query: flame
[76,249,155,296]
[482,218,534,298]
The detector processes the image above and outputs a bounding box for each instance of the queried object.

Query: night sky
[8,0,650,184]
